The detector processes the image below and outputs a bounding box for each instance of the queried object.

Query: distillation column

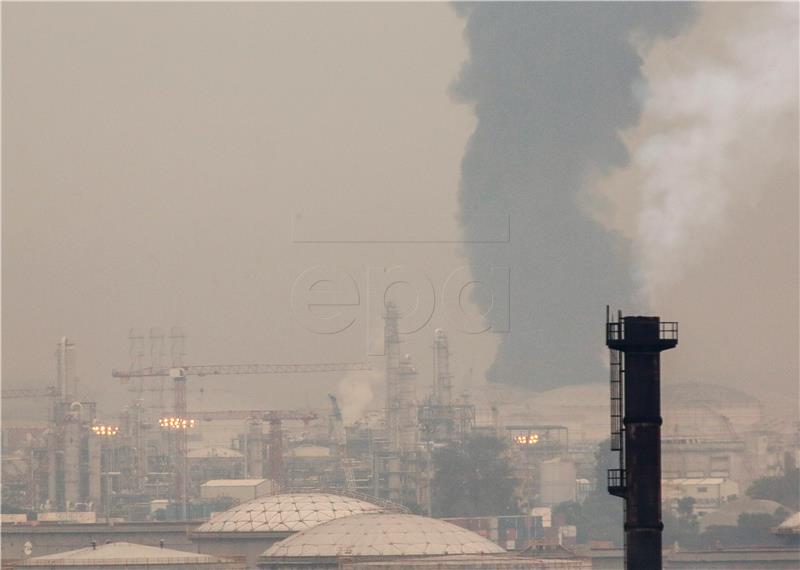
[171,368,188,518]
[88,433,102,509]
[383,302,421,504]
[384,302,401,452]
[46,428,58,507]
[268,418,284,490]
[56,337,78,401]
[433,329,453,406]
[63,404,83,509]
[397,354,418,453]
[245,417,264,478]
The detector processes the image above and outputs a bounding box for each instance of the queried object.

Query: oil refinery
[2,307,798,569]
[2,2,798,569]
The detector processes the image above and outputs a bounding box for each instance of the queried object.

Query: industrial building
[199,479,273,502]
[662,477,740,517]
[1,520,202,565]
[698,498,787,532]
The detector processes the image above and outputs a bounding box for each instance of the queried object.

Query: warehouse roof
[19,541,224,566]
[261,513,506,559]
[195,492,390,533]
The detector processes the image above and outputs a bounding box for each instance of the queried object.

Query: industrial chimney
[606,308,678,570]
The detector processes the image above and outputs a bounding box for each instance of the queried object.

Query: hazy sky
[3,2,484,418]
[3,3,797,422]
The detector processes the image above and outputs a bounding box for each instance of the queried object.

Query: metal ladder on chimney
[607,309,627,499]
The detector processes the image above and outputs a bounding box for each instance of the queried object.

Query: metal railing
[607,468,626,495]
[606,321,679,342]
[659,321,679,340]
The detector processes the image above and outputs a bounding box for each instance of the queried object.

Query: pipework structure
[433,329,453,410]
[418,329,475,444]
[606,308,678,570]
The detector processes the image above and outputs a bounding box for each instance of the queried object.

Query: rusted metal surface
[607,312,678,570]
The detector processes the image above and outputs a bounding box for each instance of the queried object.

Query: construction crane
[111,361,371,517]
[112,362,372,379]
[2,387,58,399]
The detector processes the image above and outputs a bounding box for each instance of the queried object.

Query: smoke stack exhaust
[606,309,677,569]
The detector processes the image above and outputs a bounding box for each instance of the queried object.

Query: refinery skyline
[1,2,798,569]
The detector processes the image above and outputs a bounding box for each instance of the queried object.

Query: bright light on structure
[91,424,120,437]
[513,433,539,446]
[159,417,196,430]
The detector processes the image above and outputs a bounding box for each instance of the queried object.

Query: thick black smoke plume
[454,3,693,390]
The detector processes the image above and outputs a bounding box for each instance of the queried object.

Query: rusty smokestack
[606,309,677,569]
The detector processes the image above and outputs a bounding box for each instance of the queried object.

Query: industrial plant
[2,2,798,569]
[1,306,798,570]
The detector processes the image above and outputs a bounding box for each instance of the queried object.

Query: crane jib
[111,361,372,379]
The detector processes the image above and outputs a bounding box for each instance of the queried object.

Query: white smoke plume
[336,370,381,424]
[592,3,798,306]
[589,2,798,410]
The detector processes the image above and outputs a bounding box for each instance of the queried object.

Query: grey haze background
[2,3,798,421]
[2,2,482,418]
[453,2,693,389]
